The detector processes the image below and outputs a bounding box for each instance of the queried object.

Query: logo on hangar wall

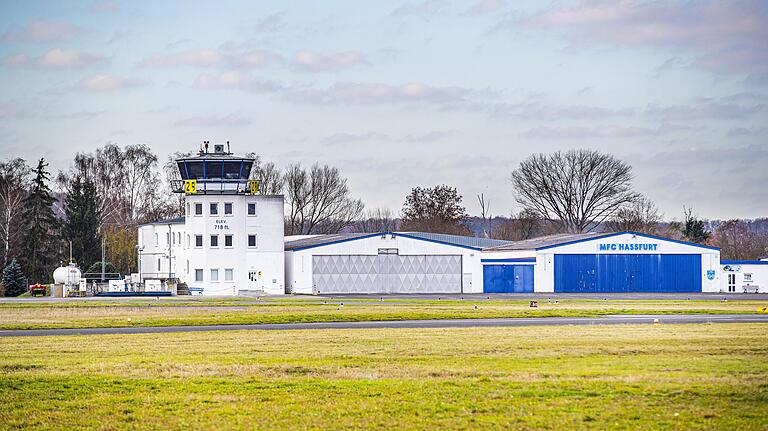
[706,270,715,280]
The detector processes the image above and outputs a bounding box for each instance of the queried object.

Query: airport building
[138,143,284,295]
[137,144,763,296]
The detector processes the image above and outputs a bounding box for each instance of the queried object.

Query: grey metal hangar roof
[484,231,720,252]
[284,231,514,251]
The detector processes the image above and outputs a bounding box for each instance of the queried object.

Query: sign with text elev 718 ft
[598,243,659,252]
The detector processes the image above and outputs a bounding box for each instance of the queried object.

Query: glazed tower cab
[171,141,285,295]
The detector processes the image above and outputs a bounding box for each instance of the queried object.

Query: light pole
[135,245,144,284]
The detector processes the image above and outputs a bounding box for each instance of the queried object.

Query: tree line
[0,145,765,295]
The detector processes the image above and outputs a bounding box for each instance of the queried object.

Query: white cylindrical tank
[53,263,81,285]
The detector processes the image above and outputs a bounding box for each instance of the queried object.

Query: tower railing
[170,178,258,195]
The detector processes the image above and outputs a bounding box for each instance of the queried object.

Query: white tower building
[138,142,285,295]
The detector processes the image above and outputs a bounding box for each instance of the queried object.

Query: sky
[0,0,766,220]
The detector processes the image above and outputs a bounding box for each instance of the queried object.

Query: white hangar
[284,231,724,295]
[480,232,721,293]
[284,232,510,294]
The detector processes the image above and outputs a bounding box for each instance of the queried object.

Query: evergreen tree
[682,206,710,244]
[21,159,60,283]
[2,258,26,297]
[64,175,102,270]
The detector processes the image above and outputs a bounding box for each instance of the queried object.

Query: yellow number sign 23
[184,180,197,194]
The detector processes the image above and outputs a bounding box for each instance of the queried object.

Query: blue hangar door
[554,254,702,293]
[483,265,534,293]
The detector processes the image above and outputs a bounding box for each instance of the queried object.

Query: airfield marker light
[653,318,660,325]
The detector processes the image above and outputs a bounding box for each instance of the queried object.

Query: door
[312,254,462,294]
[483,265,534,293]
[554,254,702,293]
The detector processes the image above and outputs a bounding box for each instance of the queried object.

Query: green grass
[0,323,766,430]
[0,298,766,330]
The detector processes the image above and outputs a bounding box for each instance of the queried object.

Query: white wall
[531,233,720,293]
[720,263,768,293]
[138,223,185,282]
[286,234,483,294]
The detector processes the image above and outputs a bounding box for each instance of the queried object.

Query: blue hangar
[284,231,722,294]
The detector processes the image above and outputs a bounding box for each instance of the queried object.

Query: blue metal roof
[721,260,768,265]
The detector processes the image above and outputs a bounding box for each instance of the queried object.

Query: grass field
[1,297,767,330]
[1,323,766,430]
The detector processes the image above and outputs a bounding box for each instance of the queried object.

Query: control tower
[171,141,285,295]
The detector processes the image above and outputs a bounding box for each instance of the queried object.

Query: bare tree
[255,161,284,195]
[511,149,639,233]
[604,196,661,234]
[493,209,544,241]
[163,151,194,217]
[284,163,364,235]
[477,193,491,238]
[711,219,768,260]
[351,208,399,233]
[0,158,30,267]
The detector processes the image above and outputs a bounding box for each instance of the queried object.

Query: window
[186,203,190,215]
[177,232,181,244]
[247,202,256,215]
[186,234,190,248]
[225,268,233,281]
[172,232,175,245]
[248,234,257,247]
[195,203,203,215]
[195,235,203,247]
[155,233,158,245]
[210,269,219,282]
[166,232,170,244]
[225,234,233,247]
[186,260,189,274]
[157,258,161,271]
[195,269,203,282]
[224,203,233,215]
[210,203,218,215]
[210,235,219,247]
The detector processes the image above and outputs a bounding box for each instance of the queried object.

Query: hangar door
[483,265,534,293]
[554,254,702,293]
[312,254,462,294]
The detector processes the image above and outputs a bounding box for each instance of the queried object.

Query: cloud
[1,21,83,43]
[515,0,768,77]
[521,124,686,140]
[86,1,120,13]
[140,48,281,68]
[252,12,287,34]
[288,82,470,105]
[36,48,106,68]
[293,50,366,72]
[76,74,147,92]
[2,53,28,66]
[391,0,448,19]
[322,130,453,145]
[463,0,506,15]
[484,101,635,121]
[174,114,252,127]
[726,127,768,137]
[645,100,764,121]
[193,71,285,93]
